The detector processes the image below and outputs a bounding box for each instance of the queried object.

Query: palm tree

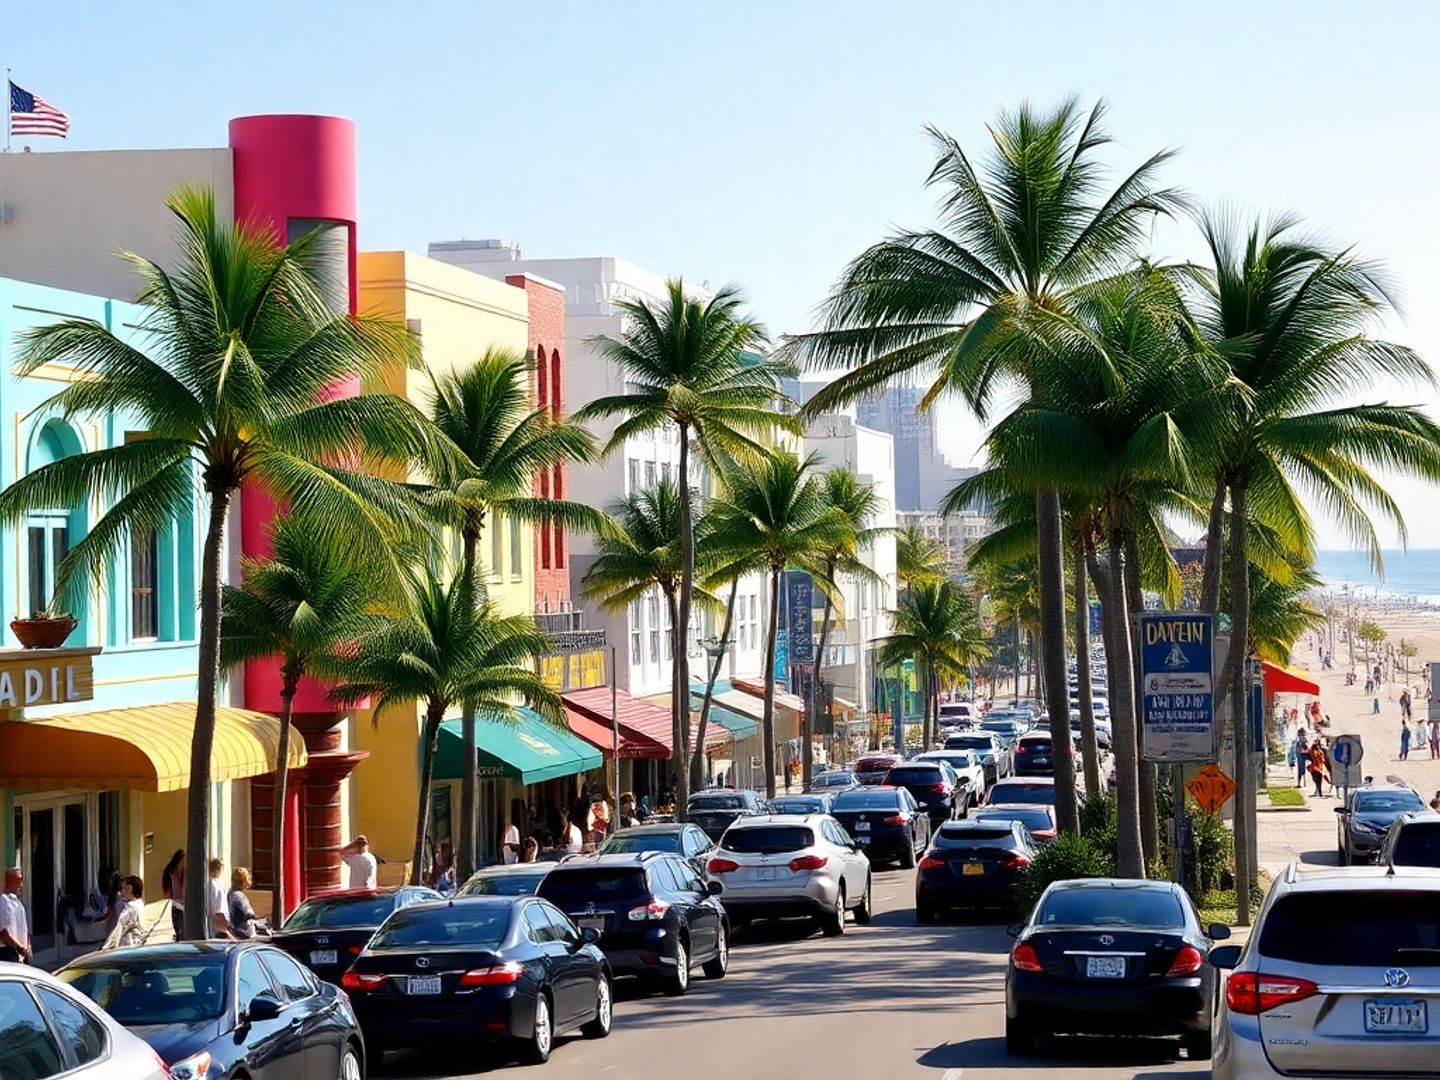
[220,516,379,921]
[330,566,560,885]
[577,281,795,815]
[1188,212,1440,921]
[0,188,440,937]
[895,524,948,589]
[786,99,1182,849]
[878,581,989,753]
[706,451,850,799]
[422,349,600,881]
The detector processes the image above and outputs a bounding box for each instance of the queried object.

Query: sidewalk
[1254,762,1339,878]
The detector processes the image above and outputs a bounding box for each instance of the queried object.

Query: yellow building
[350,251,538,869]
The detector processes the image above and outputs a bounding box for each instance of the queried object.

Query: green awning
[691,682,760,740]
[435,708,602,785]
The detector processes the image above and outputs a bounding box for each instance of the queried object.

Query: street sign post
[1186,762,1237,814]
[1330,734,1364,798]
[1139,613,1216,762]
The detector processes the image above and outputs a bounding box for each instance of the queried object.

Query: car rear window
[977,808,1054,831]
[690,795,748,810]
[988,783,1054,805]
[721,826,814,854]
[1354,791,1425,814]
[283,894,394,930]
[855,757,897,771]
[1036,887,1185,928]
[935,825,1014,845]
[59,954,228,1024]
[1258,892,1440,966]
[812,773,855,787]
[459,871,548,896]
[947,736,990,750]
[1392,824,1440,866]
[371,905,511,949]
[832,790,900,810]
[886,767,941,784]
[600,833,680,854]
[924,753,974,768]
[1022,739,1053,752]
[771,798,826,814]
[538,868,648,904]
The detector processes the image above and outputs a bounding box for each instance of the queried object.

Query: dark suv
[1335,782,1426,864]
[883,761,966,823]
[536,851,729,996]
[270,885,442,984]
[1378,809,1440,866]
[687,790,766,841]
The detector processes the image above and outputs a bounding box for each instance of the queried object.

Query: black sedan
[829,785,931,868]
[883,760,966,823]
[915,820,1037,921]
[598,823,716,875]
[59,942,365,1080]
[1005,878,1229,1060]
[343,896,612,1065]
[1336,782,1426,863]
[269,885,442,985]
[686,789,767,841]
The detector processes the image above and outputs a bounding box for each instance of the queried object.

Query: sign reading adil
[1138,612,1215,762]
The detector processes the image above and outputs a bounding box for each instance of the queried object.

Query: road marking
[940,1069,963,1080]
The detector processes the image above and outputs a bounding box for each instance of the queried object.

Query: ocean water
[1314,549,1440,604]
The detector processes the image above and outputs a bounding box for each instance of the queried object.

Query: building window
[627,459,640,494]
[661,462,672,485]
[490,516,503,580]
[644,461,657,488]
[510,514,522,578]
[663,610,673,661]
[551,350,561,416]
[537,346,548,409]
[629,601,642,663]
[131,528,159,639]
[26,519,68,617]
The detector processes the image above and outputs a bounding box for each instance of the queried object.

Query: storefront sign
[786,572,814,664]
[1138,613,1215,762]
[0,646,97,711]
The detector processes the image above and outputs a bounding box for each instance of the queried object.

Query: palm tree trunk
[458,524,481,883]
[1199,479,1227,614]
[692,581,739,793]
[1103,524,1144,878]
[1038,489,1079,835]
[1230,481,1253,926]
[184,486,232,940]
[271,668,300,925]
[806,572,838,788]
[919,659,931,753]
[1074,532,1102,801]
[930,666,941,754]
[665,589,686,816]
[1124,532,1158,868]
[762,566,781,800]
[674,421,693,818]
[1013,615,1021,703]
[412,703,444,886]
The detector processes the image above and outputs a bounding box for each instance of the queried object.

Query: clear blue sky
[8,1,1440,548]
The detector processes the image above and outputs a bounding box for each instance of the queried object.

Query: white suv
[1211,862,1440,1078]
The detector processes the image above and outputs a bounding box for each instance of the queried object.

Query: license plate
[1033,756,1050,765]
[577,916,606,933]
[1365,999,1428,1033]
[755,867,776,881]
[962,863,984,876]
[1086,956,1126,979]
[407,976,442,995]
[856,821,870,832]
[309,949,337,966]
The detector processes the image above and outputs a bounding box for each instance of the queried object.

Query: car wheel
[519,992,552,1065]
[853,875,873,925]
[1005,1015,1035,1056]
[665,938,690,996]
[821,886,847,937]
[340,1044,363,1080]
[899,840,916,870]
[1184,1028,1212,1060]
[702,925,729,978]
[915,900,936,924]
[581,976,613,1039]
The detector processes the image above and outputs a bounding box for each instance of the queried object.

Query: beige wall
[0,148,234,300]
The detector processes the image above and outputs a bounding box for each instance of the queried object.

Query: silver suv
[1211,862,1440,1079]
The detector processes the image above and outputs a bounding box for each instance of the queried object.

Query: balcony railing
[534,610,585,635]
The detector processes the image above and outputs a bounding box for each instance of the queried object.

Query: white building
[897,509,991,573]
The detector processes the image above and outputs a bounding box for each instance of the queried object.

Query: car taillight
[788,855,828,871]
[1012,943,1043,972]
[628,900,671,921]
[347,943,365,955]
[998,853,1031,870]
[168,1051,211,1080]
[341,971,386,992]
[918,855,946,870]
[1225,972,1320,1015]
[1166,945,1205,976]
[1033,830,1057,842]
[927,783,952,794]
[707,857,739,874]
[459,961,525,987]
[884,814,910,825]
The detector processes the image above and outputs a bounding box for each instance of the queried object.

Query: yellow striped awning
[0,702,307,793]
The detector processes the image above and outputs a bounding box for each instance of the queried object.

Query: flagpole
[5,68,11,153]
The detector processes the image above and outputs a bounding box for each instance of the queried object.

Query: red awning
[564,686,729,753]
[730,676,806,717]
[561,701,668,760]
[1262,660,1320,697]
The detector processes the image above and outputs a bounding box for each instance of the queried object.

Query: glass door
[17,795,93,963]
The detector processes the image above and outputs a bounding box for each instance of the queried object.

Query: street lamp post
[701,635,730,788]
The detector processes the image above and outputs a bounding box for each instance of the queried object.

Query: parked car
[705,814,871,934]
[937,701,977,726]
[769,793,834,815]
[980,718,1027,747]
[598,823,716,875]
[829,786,931,868]
[687,790,767,841]
[853,753,904,786]
[536,851,728,996]
[914,749,987,801]
[1013,732,1074,776]
[1006,878,1228,1059]
[883,760,968,822]
[808,769,860,792]
[945,732,1013,783]
[1336,782,1426,863]
[915,819,1038,921]
[0,962,169,1079]
[459,862,559,897]
[1378,809,1440,866]
[341,895,611,1064]
[1211,863,1440,1079]
[986,777,1057,807]
[61,942,365,1080]
[1069,713,1113,750]
[975,804,1058,843]
[270,885,442,984]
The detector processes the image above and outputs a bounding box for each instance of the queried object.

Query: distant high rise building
[855,386,976,511]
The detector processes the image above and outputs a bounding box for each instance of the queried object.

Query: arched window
[550,349,561,416]
[536,346,548,410]
[23,420,87,632]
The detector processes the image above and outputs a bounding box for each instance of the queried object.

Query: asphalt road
[376,865,1210,1080]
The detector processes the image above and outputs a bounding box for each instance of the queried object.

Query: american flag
[9,80,69,138]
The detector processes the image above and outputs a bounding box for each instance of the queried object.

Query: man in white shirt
[206,858,230,938]
[0,866,30,962]
[340,836,378,888]
[501,820,521,865]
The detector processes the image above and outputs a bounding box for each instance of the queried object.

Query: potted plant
[11,609,77,650]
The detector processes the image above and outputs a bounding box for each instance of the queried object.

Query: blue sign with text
[787,572,814,664]
[1138,612,1216,762]
[774,629,789,681]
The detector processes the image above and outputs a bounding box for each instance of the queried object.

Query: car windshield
[283,894,394,930]
[771,798,826,814]
[832,790,900,810]
[988,783,1054,805]
[1259,892,1440,966]
[977,808,1053,831]
[1355,791,1424,814]
[1036,887,1185,928]
[537,868,648,904]
[1392,824,1440,866]
[600,833,680,854]
[812,773,854,788]
[459,871,549,896]
[886,767,942,785]
[689,795,748,810]
[371,906,511,949]
[721,826,814,854]
[60,954,229,1024]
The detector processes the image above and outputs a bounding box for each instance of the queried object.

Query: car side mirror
[1209,944,1242,970]
[245,993,283,1022]
[1208,923,1232,941]
[579,926,601,945]
[1335,806,1349,815]
[1005,922,1024,938]
[706,880,724,897]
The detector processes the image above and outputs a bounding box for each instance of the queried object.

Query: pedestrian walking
[1307,743,1329,798]
[1400,689,1412,721]
[521,837,539,863]
[102,877,146,950]
[160,849,185,939]
[501,816,522,865]
[340,836,377,889]
[228,868,257,939]
[206,858,231,938]
[1295,728,1310,788]
[1374,696,1382,715]
[561,811,583,854]
[0,867,30,963]
[1400,720,1413,761]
